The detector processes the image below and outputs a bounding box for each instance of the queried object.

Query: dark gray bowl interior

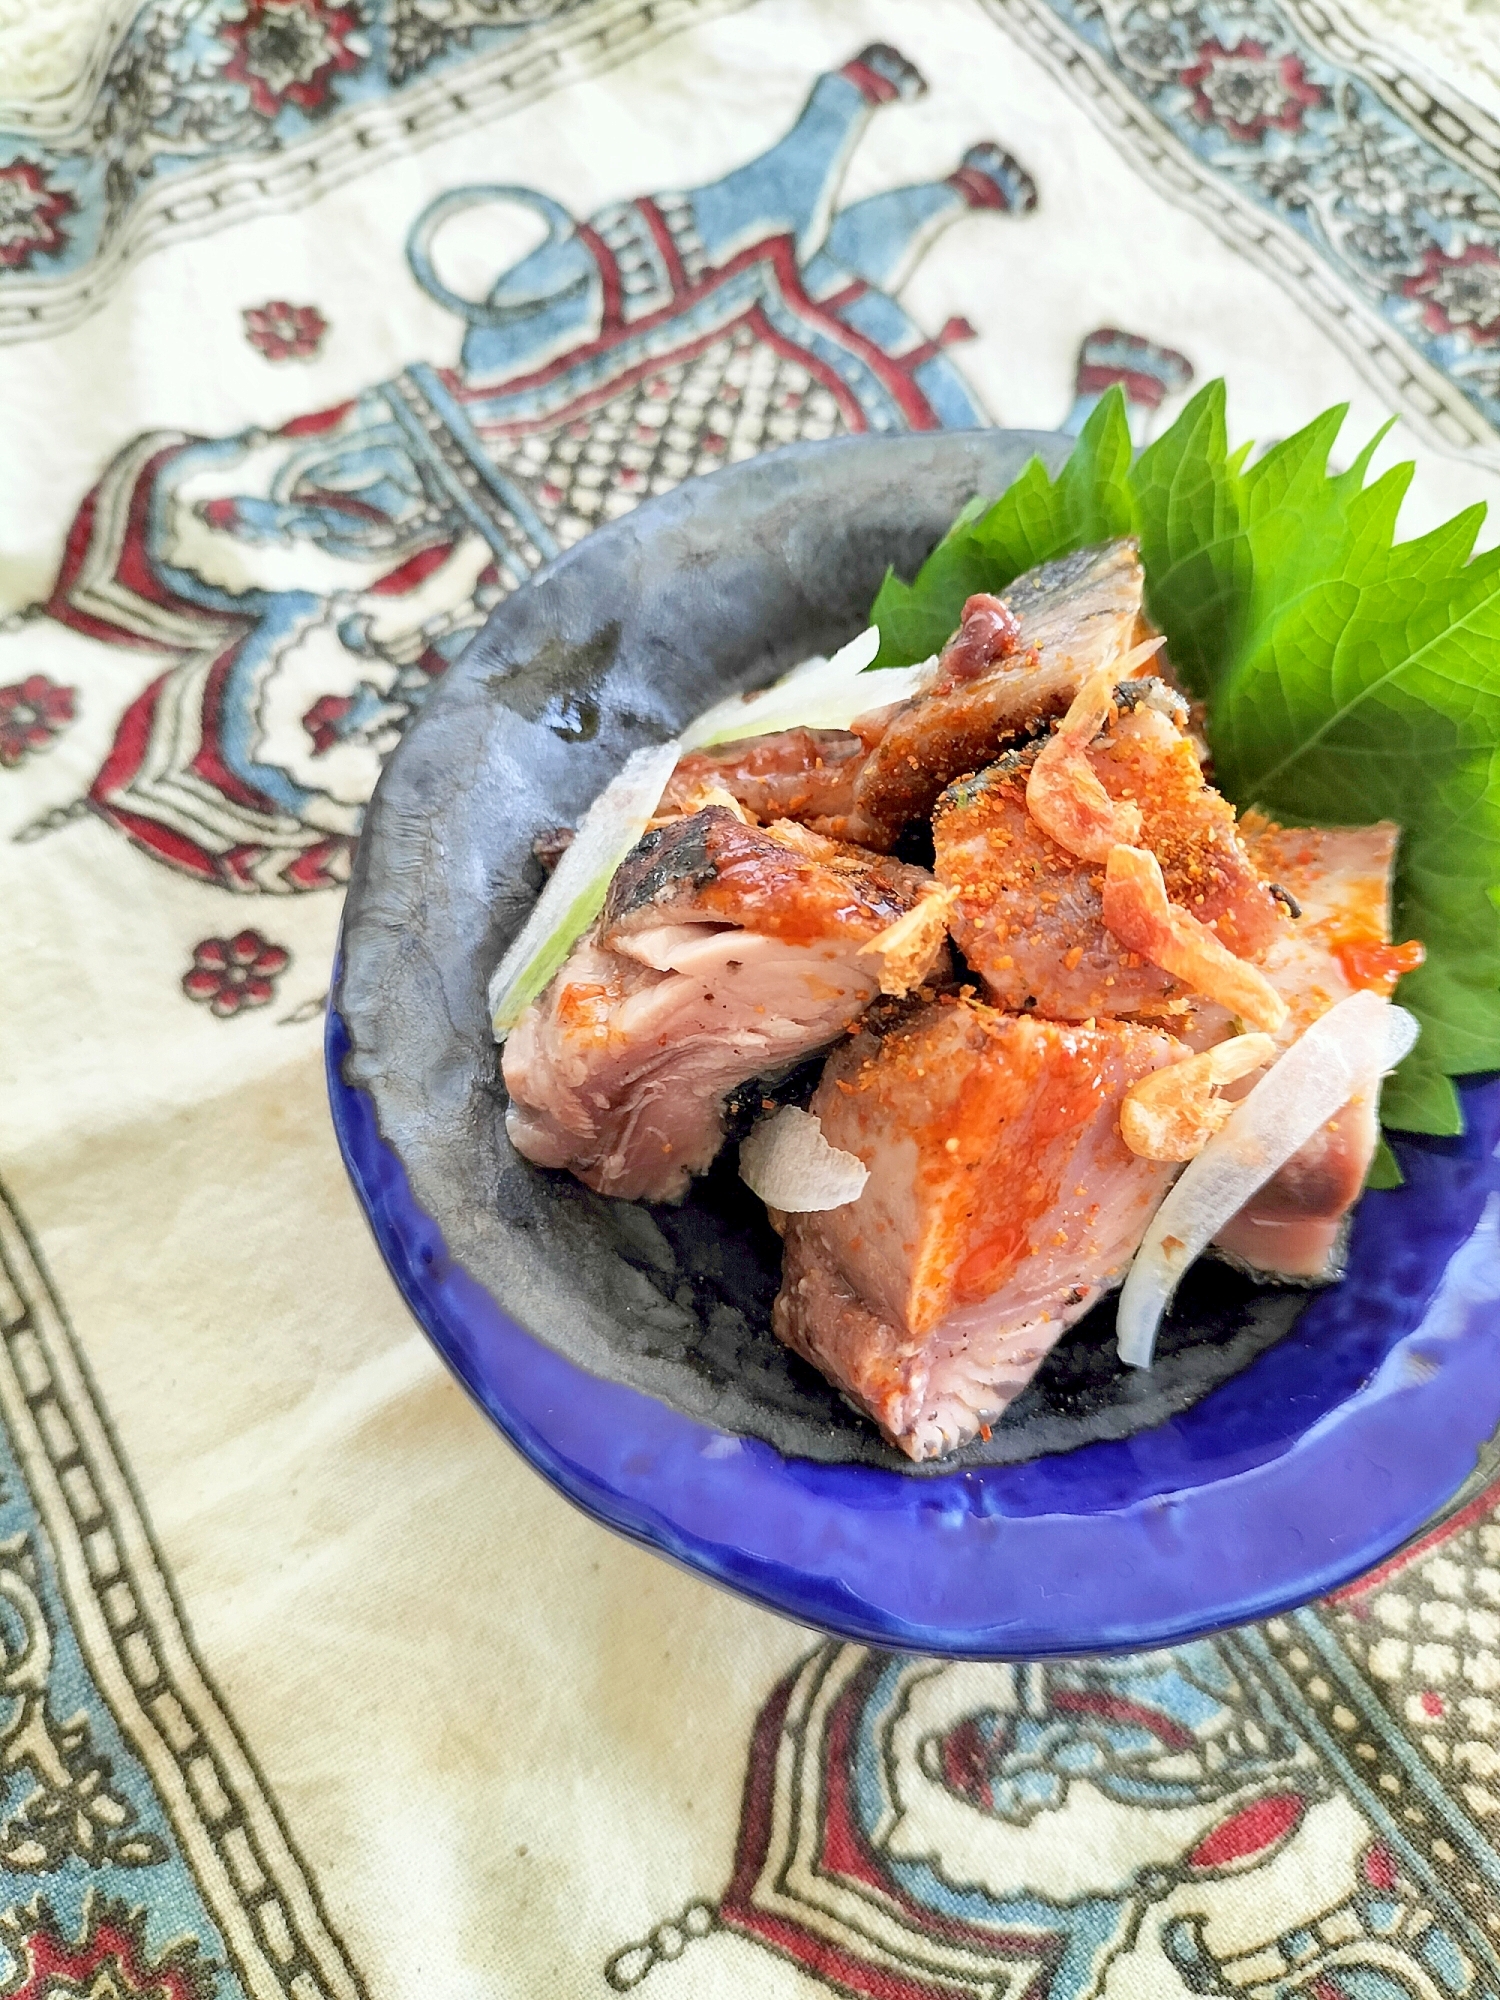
[337,430,1309,1473]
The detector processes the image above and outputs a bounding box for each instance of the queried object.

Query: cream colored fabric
[6,1,1500,1993]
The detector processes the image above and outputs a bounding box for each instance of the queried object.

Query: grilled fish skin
[602,805,924,942]
[502,808,944,1203]
[849,539,1150,848]
[655,539,1149,853]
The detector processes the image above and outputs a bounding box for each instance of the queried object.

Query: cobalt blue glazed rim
[327,428,1500,1658]
[328,1002,1500,1655]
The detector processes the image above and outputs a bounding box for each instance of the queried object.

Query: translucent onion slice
[489,739,683,1038]
[1116,992,1419,1368]
[679,627,935,749]
[739,1106,869,1212]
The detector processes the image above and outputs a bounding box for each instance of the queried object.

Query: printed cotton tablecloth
[5,0,1500,1992]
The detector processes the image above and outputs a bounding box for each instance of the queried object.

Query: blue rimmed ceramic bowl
[327,429,1500,1657]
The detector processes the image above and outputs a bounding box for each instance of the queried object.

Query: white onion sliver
[1115,992,1420,1369]
[739,1106,869,1212]
[679,627,933,750]
[489,738,683,1038]
[680,627,875,746]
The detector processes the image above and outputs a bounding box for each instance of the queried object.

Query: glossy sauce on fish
[773,996,1184,1459]
[659,728,867,834]
[502,808,944,1202]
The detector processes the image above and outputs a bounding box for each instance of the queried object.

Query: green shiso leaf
[1366,1135,1404,1191]
[868,382,1500,1137]
[868,391,1135,667]
[1131,381,1250,696]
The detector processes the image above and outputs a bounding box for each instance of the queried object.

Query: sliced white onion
[679,627,935,749]
[489,738,683,1038]
[1115,991,1420,1368]
[739,1106,869,1212]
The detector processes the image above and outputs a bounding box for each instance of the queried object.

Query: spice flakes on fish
[502,807,946,1203]
[772,994,1186,1460]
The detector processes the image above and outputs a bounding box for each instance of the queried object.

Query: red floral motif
[0,675,75,767]
[302,692,352,753]
[0,161,75,271]
[1402,243,1500,344]
[1185,1791,1306,1872]
[183,931,290,1016]
[1181,40,1326,142]
[220,0,363,120]
[0,1896,213,2000]
[1361,1841,1398,1890]
[244,299,328,360]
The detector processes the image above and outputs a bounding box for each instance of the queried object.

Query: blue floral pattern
[0,0,590,278]
[1026,0,1500,443]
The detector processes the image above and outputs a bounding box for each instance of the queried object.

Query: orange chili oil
[1332,937,1425,994]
